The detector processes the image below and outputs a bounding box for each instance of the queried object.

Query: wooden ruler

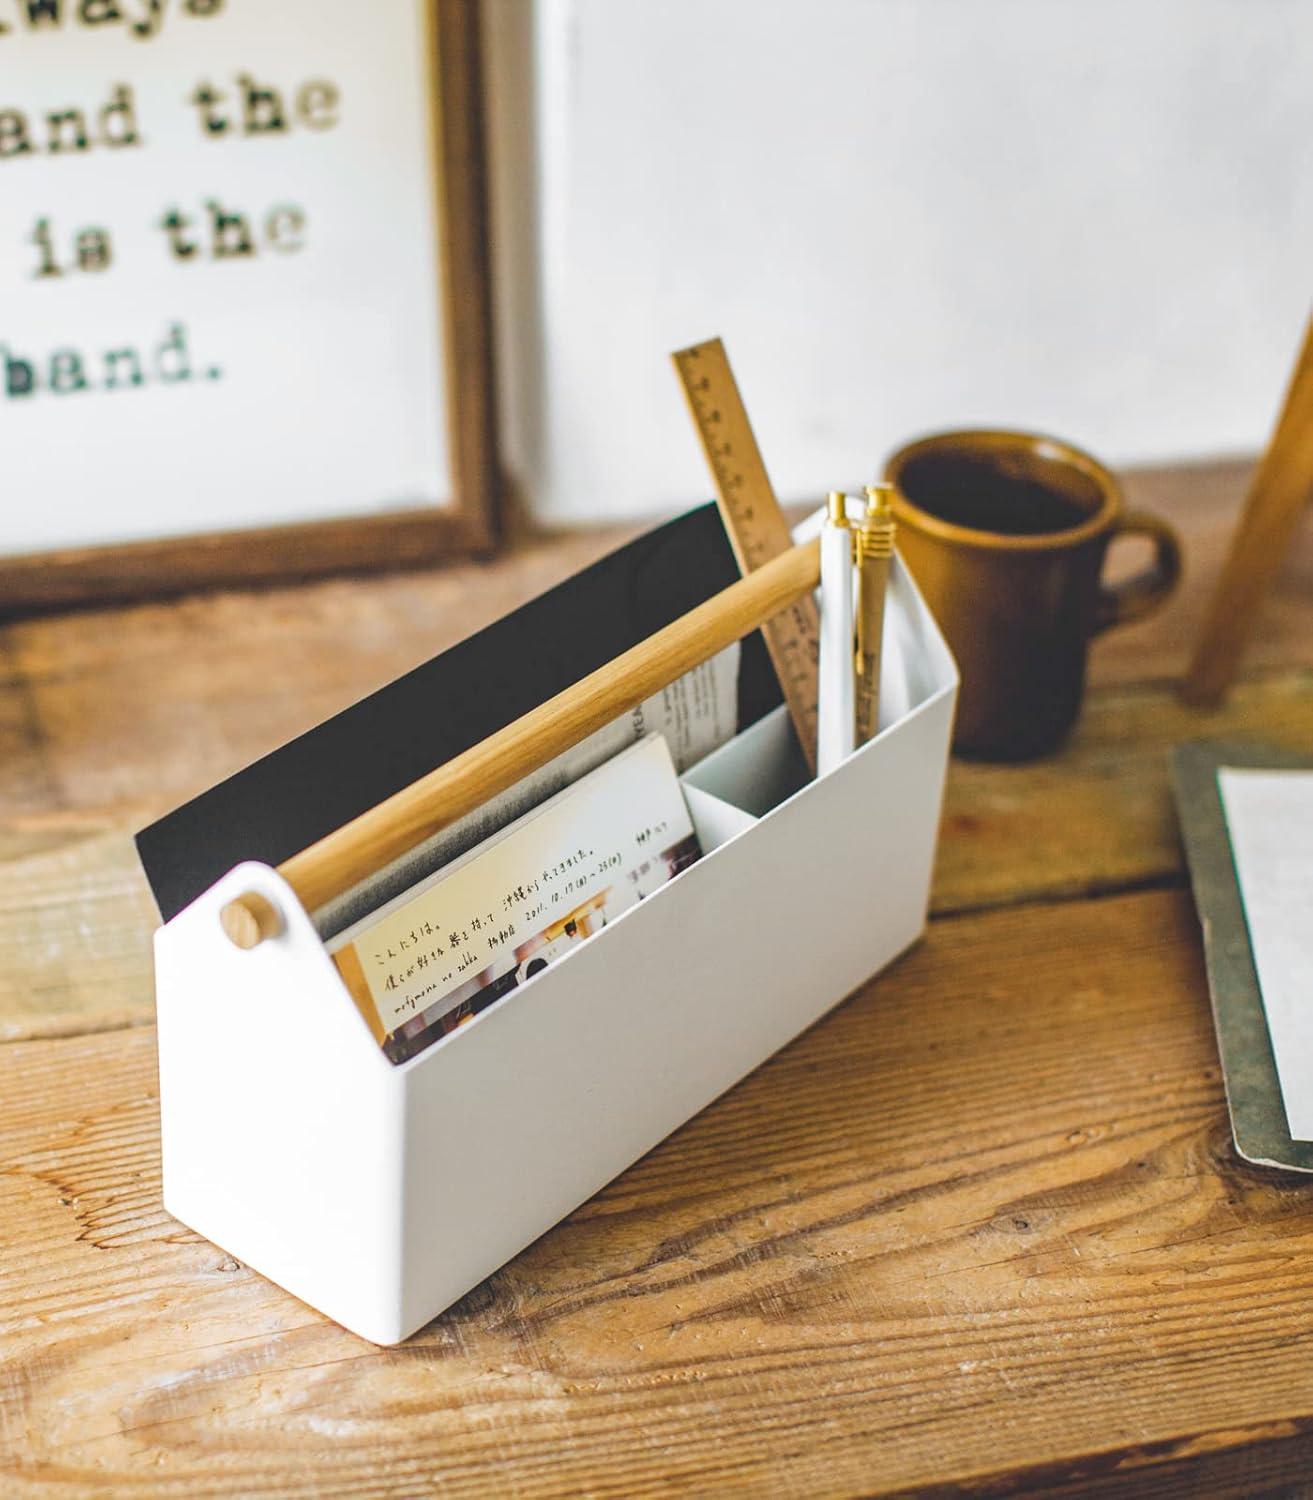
[671,337,820,769]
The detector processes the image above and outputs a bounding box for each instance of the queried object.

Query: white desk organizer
[155,520,957,1345]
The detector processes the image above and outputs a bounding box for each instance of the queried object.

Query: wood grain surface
[5,892,1313,1496]
[8,667,1313,1038]
[2,459,1306,873]
[4,459,1313,1496]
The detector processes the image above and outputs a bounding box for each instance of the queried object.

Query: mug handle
[1094,511,1184,634]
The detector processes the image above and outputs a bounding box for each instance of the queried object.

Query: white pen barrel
[817,516,856,777]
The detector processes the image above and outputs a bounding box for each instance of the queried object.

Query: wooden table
[3,461,1313,1497]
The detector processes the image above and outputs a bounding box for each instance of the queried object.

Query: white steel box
[154,536,957,1344]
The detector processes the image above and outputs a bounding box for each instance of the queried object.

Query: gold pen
[854,483,895,745]
[817,491,856,776]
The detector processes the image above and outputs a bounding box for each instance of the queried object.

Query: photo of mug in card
[329,734,701,1064]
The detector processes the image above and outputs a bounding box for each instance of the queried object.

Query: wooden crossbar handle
[220,537,822,948]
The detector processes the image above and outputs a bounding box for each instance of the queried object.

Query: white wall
[485,0,1313,523]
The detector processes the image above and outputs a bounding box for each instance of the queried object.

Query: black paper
[136,504,782,921]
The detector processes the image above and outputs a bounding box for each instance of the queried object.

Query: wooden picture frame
[0,0,498,616]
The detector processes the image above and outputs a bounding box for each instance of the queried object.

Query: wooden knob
[220,893,284,950]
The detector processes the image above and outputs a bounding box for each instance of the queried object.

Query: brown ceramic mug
[885,429,1182,760]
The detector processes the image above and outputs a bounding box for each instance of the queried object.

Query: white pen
[817,490,856,776]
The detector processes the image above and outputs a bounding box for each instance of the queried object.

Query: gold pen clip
[854,484,896,744]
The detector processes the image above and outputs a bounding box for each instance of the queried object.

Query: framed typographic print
[0,0,497,611]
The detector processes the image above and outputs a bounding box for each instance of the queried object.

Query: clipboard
[1172,740,1313,1172]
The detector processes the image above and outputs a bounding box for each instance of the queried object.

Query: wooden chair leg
[1182,312,1313,706]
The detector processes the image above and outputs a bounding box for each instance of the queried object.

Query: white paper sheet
[1218,767,1313,1140]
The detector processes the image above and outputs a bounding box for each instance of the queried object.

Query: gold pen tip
[826,491,849,525]
[864,483,895,518]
